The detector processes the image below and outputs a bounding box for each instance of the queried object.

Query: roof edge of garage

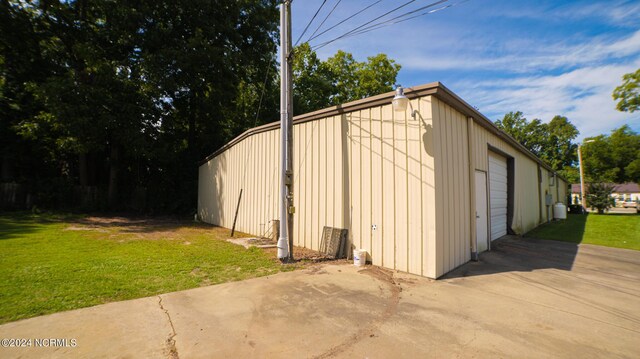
[199,82,439,165]
[199,82,567,182]
[431,83,567,182]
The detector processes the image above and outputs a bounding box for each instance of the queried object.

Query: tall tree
[581,125,640,183]
[494,112,580,183]
[541,115,579,182]
[15,0,156,208]
[139,0,279,211]
[325,50,358,105]
[1,0,280,212]
[291,43,333,115]
[613,69,640,113]
[0,1,55,183]
[494,111,548,156]
[353,53,400,100]
[292,43,401,114]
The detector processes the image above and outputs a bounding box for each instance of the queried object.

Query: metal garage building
[198,82,568,279]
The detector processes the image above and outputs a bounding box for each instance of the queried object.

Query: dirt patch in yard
[62,215,230,241]
[62,215,349,268]
[263,245,350,264]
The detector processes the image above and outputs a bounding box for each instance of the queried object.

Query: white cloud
[555,1,640,27]
[476,0,640,27]
[454,62,640,139]
[401,29,640,73]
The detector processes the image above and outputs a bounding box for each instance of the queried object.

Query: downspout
[467,117,478,261]
[537,164,543,224]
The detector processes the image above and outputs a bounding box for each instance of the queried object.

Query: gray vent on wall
[319,226,349,259]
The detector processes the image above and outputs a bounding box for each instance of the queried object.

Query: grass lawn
[526,213,640,250]
[0,212,294,324]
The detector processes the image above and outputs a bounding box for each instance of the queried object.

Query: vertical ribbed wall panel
[393,106,408,272]
[431,98,470,277]
[381,105,395,268]
[407,101,423,275]
[360,109,373,261]
[370,106,384,266]
[199,95,441,278]
[348,112,361,252]
[469,107,557,234]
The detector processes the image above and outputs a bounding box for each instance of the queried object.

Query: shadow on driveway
[445,235,582,278]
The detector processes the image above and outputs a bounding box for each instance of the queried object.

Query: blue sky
[291,0,640,140]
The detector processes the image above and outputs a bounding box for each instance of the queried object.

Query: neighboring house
[571,183,640,206]
[198,82,568,279]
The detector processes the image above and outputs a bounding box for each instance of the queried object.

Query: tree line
[495,67,640,186]
[0,0,401,213]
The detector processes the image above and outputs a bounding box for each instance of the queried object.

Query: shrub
[586,183,615,214]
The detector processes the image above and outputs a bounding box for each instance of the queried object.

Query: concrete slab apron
[0,296,172,358]
[162,265,398,359]
[339,241,640,359]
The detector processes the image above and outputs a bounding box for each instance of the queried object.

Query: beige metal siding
[431,97,564,276]
[370,106,384,266]
[290,115,346,251]
[198,97,438,277]
[198,129,281,235]
[540,167,548,222]
[540,168,556,222]
[468,112,542,234]
[558,178,568,204]
[431,98,470,277]
[346,98,436,276]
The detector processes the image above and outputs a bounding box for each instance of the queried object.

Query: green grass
[526,213,640,250]
[0,212,293,324]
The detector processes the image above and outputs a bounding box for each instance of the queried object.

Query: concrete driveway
[1,236,639,358]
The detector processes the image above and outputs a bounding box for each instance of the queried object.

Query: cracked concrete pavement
[1,236,639,358]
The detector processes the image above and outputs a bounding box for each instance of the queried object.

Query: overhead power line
[310,0,422,50]
[307,0,342,42]
[312,0,468,51]
[343,0,468,40]
[294,0,328,47]
[307,0,384,43]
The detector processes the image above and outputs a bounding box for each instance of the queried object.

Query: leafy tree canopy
[1,0,280,212]
[581,125,640,183]
[292,43,401,114]
[613,69,640,113]
[494,112,579,182]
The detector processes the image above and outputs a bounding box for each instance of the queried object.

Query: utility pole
[578,139,594,213]
[277,0,294,261]
[578,144,586,210]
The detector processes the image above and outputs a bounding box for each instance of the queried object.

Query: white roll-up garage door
[489,152,508,240]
